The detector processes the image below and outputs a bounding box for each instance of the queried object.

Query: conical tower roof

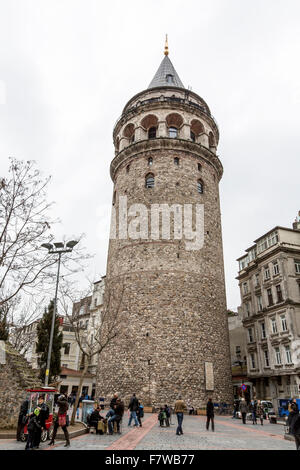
[148,54,184,89]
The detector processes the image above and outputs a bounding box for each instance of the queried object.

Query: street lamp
[41,240,78,386]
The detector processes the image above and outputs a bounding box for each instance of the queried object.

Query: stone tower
[97,45,233,408]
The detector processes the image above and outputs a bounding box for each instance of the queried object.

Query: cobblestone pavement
[0,414,296,451]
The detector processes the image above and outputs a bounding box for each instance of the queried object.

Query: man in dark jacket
[206,398,215,431]
[128,393,139,427]
[108,399,124,434]
[16,399,29,441]
[49,394,70,447]
[110,393,118,410]
[33,395,49,449]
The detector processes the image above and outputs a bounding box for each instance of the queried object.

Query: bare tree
[0,158,91,334]
[9,296,46,355]
[0,159,89,303]
[59,279,125,425]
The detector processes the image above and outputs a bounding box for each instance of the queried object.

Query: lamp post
[41,240,78,386]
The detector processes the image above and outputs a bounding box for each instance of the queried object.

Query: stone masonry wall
[0,342,42,429]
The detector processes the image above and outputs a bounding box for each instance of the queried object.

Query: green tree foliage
[36,300,63,383]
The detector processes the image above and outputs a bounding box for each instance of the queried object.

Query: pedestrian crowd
[16,392,300,450]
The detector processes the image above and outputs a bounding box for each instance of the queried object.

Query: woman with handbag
[49,394,70,447]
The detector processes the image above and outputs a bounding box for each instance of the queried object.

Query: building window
[285,345,292,364]
[267,288,273,306]
[257,295,263,312]
[261,322,266,339]
[271,317,278,334]
[257,231,279,254]
[168,127,178,138]
[130,134,135,143]
[174,157,179,166]
[190,130,196,142]
[236,346,241,355]
[63,343,71,355]
[243,282,248,295]
[275,347,282,365]
[280,315,288,332]
[126,165,130,173]
[166,74,174,84]
[148,127,157,139]
[145,173,155,188]
[255,273,260,286]
[276,284,283,303]
[197,180,204,194]
[295,259,300,274]
[198,163,202,171]
[148,157,153,166]
[250,353,256,369]
[264,266,270,280]
[273,261,279,276]
[264,350,270,367]
[248,328,254,343]
[245,301,251,317]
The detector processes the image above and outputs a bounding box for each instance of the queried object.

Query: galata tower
[97,40,233,408]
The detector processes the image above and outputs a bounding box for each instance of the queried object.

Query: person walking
[206,398,215,431]
[256,400,264,425]
[174,395,187,435]
[33,395,49,449]
[127,393,140,427]
[288,398,299,436]
[136,402,144,427]
[49,394,70,447]
[16,398,29,441]
[250,400,257,425]
[240,398,248,424]
[232,400,239,419]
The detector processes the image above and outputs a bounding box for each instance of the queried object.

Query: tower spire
[164,34,169,56]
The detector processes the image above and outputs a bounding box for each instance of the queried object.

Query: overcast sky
[0,0,299,310]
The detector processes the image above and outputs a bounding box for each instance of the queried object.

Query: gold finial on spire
[164,34,169,56]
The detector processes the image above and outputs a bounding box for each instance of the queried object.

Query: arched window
[148,157,153,166]
[174,157,179,166]
[113,191,116,206]
[148,127,156,139]
[169,127,178,138]
[123,123,135,144]
[166,74,174,84]
[197,180,204,194]
[145,173,155,189]
[166,113,183,138]
[126,164,130,173]
[198,163,202,171]
[190,119,204,141]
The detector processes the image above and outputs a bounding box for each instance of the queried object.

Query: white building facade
[237,220,300,411]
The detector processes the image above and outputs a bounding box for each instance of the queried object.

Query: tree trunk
[70,356,90,425]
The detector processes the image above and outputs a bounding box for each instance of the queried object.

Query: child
[158,407,167,427]
[25,409,41,450]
